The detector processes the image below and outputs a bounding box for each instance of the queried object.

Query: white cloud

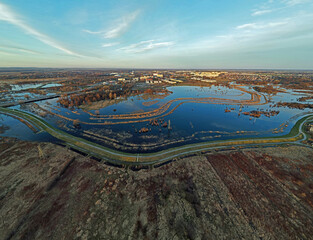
[0,3,78,56]
[105,10,140,38]
[252,9,273,16]
[120,40,174,53]
[83,10,140,39]
[102,42,119,48]
[252,0,311,17]
[120,40,154,50]
[236,23,257,29]
[180,12,313,56]
[283,0,310,6]
[236,21,288,30]
[82,29,102,35]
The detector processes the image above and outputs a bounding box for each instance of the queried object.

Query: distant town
[1,68,313,240]
[1,68,312,86]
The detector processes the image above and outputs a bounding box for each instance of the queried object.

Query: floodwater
[10,83,61,91]
[0,114,59,143]
[0,85,311,153]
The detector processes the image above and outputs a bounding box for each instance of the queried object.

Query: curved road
[0,107,312,166]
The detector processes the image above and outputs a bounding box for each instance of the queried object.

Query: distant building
[163,79,177,84]
[108,80,117,85]
[201,80,216,83]
[153,73,163,78]
[192,72,226,78]
[140,76,153,80]
[191,77,203,81]
[170,79,183,83]
[146,79,162,84]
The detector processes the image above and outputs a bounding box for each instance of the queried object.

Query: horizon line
[0,67,313,72]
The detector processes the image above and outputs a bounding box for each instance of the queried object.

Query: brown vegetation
[1,139,312,240]
[73,119,81,128]
[242,110,280,118]
[253,85,284,95]
[139,127,149,133]
[57,85,136,109]
[274,102,313,110]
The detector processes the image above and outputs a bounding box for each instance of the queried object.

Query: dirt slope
[0,138,312,240]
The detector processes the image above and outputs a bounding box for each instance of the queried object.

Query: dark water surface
[0,85,310,153]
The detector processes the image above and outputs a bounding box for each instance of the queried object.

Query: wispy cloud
[83,10,140,39]
[105,10,140,38]
[120,40,154,51]
[252,0,311,17]
[252,9,273,16]
[283,0,310,6]
[182,13,313,55]
[236,23,257,30]
[120,40,174,53]
[236,21,288,30]
[82,29,102,35]
[0,45,41,55]
[0,3,78,56]
[102,42,119,48]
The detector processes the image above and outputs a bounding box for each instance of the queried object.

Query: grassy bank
[0,107,311,165]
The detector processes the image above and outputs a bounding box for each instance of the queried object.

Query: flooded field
[1,83,312,153]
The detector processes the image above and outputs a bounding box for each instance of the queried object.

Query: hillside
[0,138,312,240]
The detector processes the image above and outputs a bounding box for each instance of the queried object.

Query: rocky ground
[0,137,312,240]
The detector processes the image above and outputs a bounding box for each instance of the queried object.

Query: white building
[201,80,216,83]
[140,76,153,80]
[153,73,163,78]
[146,80,162,84]
[163,79,177,84]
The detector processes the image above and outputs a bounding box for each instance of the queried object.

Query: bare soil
[0,137,312,240]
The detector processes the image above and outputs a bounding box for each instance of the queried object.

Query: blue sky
[0,0,313,69]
